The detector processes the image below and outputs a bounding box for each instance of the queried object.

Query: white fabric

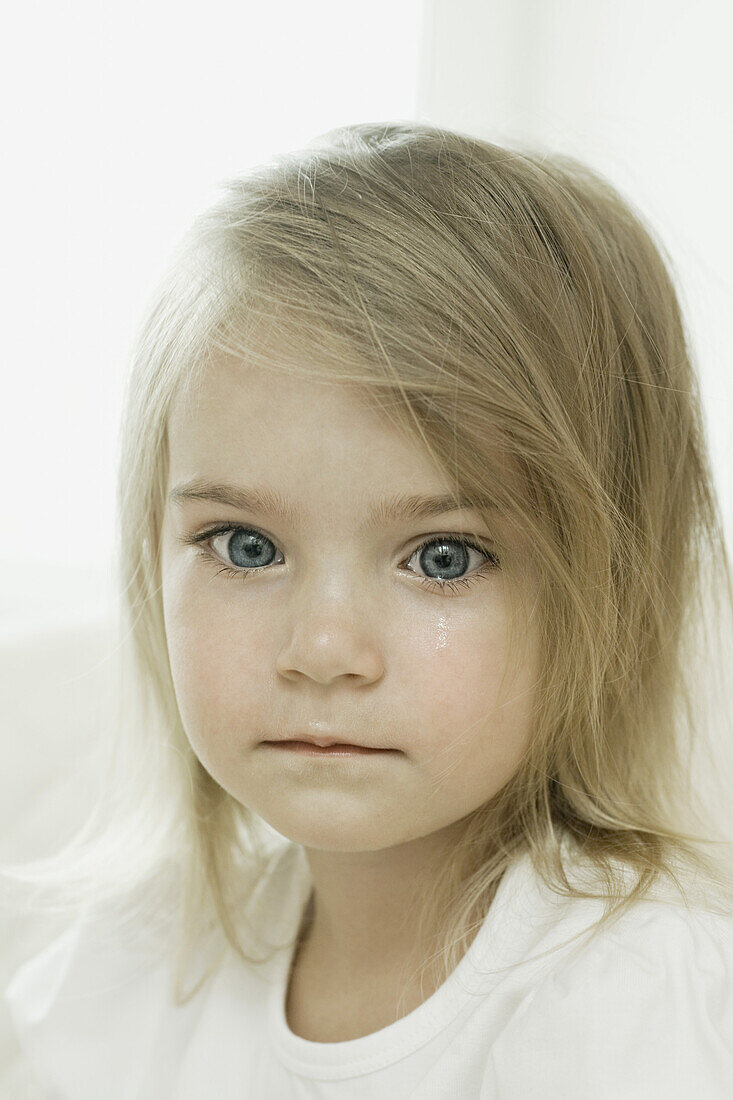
[4,836,733,1099]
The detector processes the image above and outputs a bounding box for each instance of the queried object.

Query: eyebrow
[167,478,492,528]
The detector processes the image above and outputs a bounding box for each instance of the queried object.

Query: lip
[264,732,388,749]
[263,741,395,756]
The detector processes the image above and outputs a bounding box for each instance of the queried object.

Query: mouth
[262,740,396,756]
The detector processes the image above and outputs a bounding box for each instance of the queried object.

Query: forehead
[165,353,527,548]
[167,360,446,485]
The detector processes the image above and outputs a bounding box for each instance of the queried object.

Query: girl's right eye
[177,522,500,595]
[208,525,283,571]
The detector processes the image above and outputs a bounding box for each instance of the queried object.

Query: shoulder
[6,900,164,1006]
[484,895,733,1098]
[550,895,733,1009]
[2,866,202,1100]
[1,845,302,1099]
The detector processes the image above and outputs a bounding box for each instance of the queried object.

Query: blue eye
[178,524,500,595]
[406,536,500,593]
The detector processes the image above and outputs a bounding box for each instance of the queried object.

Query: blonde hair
[4,120,733,1014]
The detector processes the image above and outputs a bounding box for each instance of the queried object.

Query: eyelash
[178,523,500,596]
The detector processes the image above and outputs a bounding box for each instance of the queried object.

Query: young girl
[2,120,733,1099]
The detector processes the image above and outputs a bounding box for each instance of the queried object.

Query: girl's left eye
[177,523,500,596]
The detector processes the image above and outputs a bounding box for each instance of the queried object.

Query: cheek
[403,613,535,773]
[162,575,266,755]
[402,611,507,720]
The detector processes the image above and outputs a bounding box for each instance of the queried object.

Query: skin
[160,356,541,1039]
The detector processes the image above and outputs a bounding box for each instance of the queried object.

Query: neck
[283,813,507,1014]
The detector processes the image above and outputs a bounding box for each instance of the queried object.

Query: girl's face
[161,359,540,852]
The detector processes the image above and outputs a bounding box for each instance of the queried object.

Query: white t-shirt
[4,834,733,1099]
